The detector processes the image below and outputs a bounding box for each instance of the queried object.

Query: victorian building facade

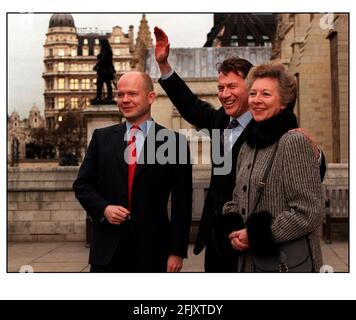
[42,14,152,130]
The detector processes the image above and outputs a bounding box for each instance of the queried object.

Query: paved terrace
[8,241,348,273]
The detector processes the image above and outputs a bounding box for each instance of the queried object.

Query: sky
[7,13,213,119]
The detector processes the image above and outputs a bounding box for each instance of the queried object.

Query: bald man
[73,71,192,272]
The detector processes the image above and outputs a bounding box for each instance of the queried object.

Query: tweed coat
[224,129,323,272]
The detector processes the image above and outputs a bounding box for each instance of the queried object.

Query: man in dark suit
[73,71,192,272]
[154,27,326,272]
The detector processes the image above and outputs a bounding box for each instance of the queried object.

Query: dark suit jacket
[73,122,192,271]
[159,72,326,256]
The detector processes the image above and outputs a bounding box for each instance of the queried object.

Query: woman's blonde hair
[247,63,297,111]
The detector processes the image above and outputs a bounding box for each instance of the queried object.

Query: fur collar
[246,111,298,149]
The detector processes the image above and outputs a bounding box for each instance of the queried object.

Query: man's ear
[147,91,156,104]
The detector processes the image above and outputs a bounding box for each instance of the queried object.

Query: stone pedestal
[83,104,122,146]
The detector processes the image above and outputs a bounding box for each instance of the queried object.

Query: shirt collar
[126,118,154,136]
[230,111,252,129]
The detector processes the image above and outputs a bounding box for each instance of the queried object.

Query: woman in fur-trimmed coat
[223,64,323,272]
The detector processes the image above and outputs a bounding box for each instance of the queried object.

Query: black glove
[212,211,245,256]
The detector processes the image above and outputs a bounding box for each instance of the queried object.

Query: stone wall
[273,13,349,164]
[8,167,86,242]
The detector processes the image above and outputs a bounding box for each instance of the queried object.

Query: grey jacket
[224,131,323,272]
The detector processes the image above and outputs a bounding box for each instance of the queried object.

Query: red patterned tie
[127,125,139,210]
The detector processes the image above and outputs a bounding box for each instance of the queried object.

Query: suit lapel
[111,122,128,173]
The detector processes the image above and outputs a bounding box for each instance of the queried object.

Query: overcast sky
[7,13,213,119]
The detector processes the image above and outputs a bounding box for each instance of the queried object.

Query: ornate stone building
[272,13,349,164]
[43,14,152,130]
[8,106,45,164]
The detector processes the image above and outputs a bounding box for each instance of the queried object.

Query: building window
[48,48,53,56]
[83,64,90,71]
[81,79,90,90]
[83,39,88,45]
[262,35,271,47]
[70,79,79,90]
[58,78,65,89]
[47,97,54,109]
[71,48,77,57]
[71,97,79,109]
[71,64,79,71]
[94,47,100,56]
[58,97,65,109]
[85,97,90,107]
[114,62,121,71]
[246,35,255,46]
[95,38,99,45]
[83,47,89,56]
[58,48,65,56]
[230,35,239,47]
[47,117,54,130]
[114,36,120,43]
[46,79,53,90]
[58,62,64,71]
[113,48,121,56]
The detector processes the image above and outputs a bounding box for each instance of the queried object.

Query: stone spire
[136,14,152,48]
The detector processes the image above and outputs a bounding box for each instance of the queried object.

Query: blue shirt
[126,119,154,158]
[224,111,253,150]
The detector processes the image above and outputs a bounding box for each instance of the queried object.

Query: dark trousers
[90,230,167,273]
[96,75,112,100]
[204,235,238,272]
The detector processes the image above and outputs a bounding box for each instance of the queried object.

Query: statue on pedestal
[91,39,116,105]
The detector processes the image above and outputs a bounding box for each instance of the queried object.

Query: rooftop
[145,47,272,80]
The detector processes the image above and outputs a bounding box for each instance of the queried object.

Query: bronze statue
[91,39,116,104]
